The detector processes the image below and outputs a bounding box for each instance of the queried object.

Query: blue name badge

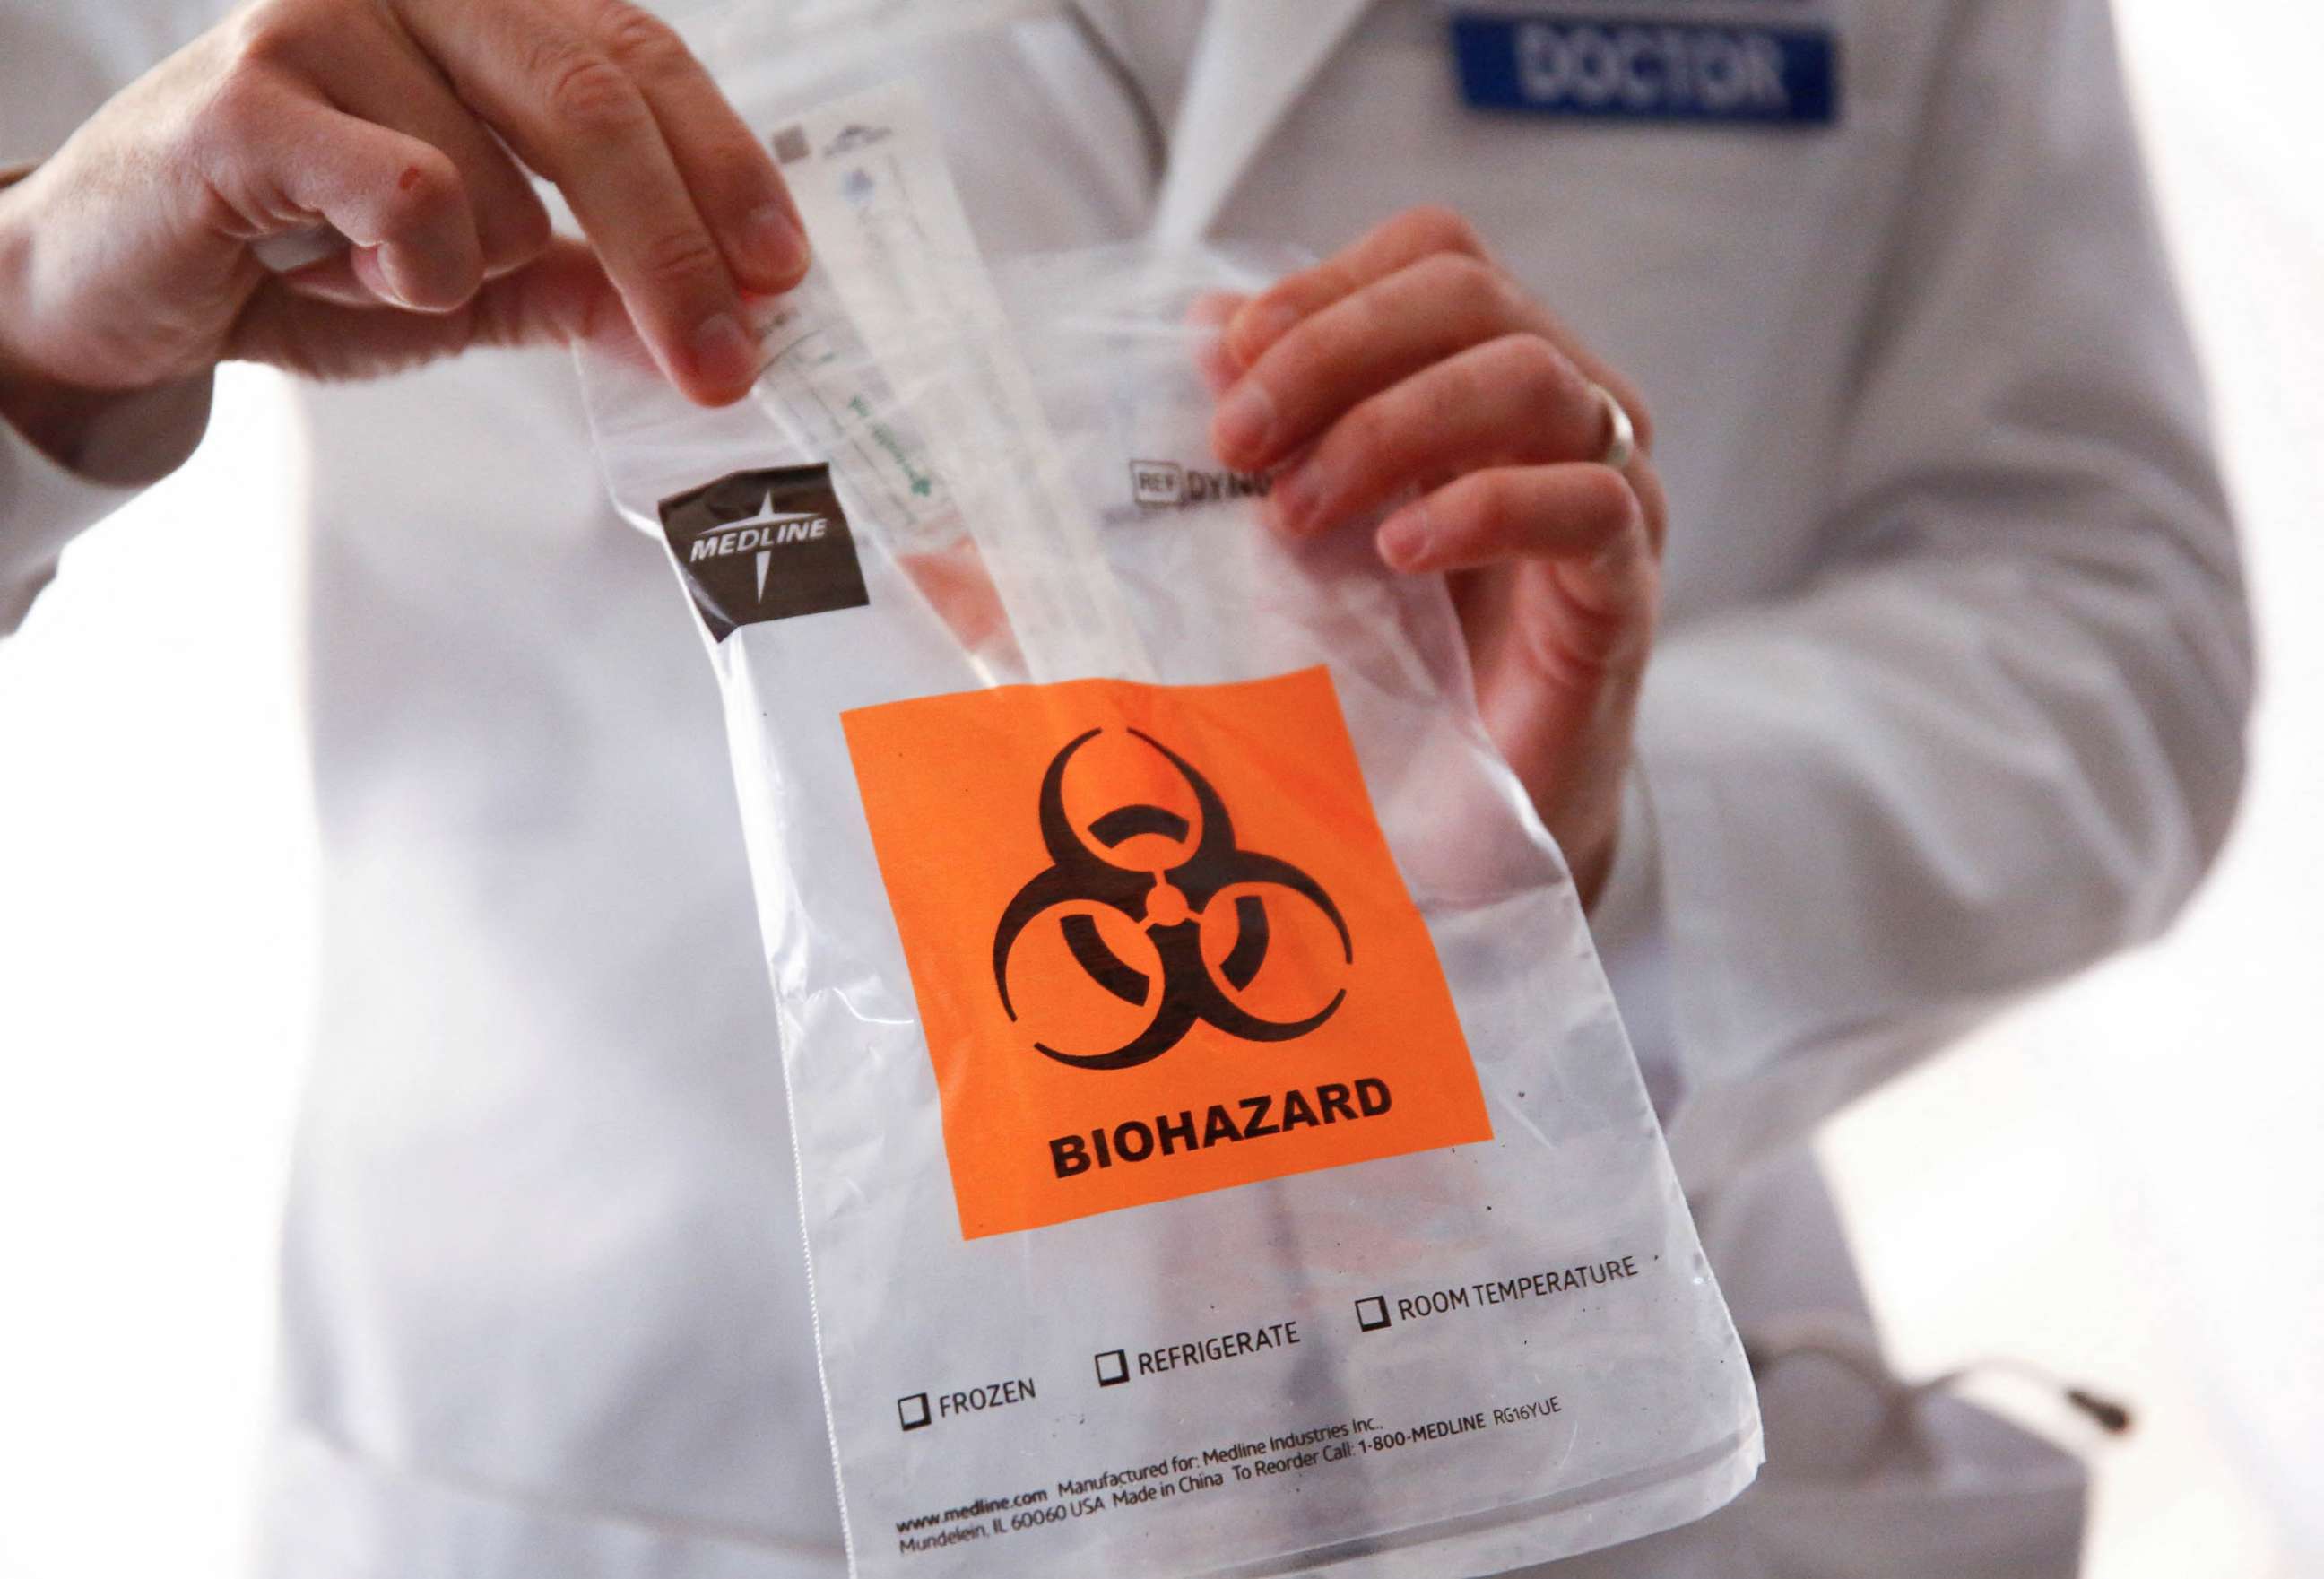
[1450,11,1840,126]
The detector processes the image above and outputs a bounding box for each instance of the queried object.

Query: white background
[1,4,2318,1574]
[1817,4,2324,1573]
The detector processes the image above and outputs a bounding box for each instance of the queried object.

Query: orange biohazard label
[841,665,1492,1238]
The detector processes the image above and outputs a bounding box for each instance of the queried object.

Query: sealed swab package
[580,83,1759,1579]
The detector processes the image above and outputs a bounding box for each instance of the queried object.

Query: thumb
[229,239,616,378]
[459,239,619,351]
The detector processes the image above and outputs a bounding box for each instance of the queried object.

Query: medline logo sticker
[657,464,869,641]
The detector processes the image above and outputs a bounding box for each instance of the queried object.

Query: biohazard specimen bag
[579,82,1759,1579]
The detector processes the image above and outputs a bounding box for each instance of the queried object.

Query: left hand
[1206,207,1666,907]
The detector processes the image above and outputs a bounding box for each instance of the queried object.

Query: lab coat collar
[1152,0,1382,244]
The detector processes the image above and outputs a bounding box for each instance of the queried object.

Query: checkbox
[1354,1297,1392,1332]
[898,1392,931,1431]
[1094,1349,1131,1386]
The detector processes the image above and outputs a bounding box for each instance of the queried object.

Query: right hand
[0,0,808,452]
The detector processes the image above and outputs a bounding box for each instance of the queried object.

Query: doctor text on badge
[1450,12,1840,126]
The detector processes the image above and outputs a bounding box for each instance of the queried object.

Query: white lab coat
[0,1,2248,1575]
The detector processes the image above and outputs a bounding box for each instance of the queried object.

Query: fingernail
[1233,299,1303,358]
[1195,338,1239,395]
[745,202,810,283]
[1271,462,1326,534]
[1377,505,1433,569]
[690,312,757,394]
[1212,378,1276,461]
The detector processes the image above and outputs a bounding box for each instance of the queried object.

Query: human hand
[1206,208,1665,907]
[0,0,808,462]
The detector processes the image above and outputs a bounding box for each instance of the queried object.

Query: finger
[277,251,391,308]
[312,29,552,280]
[1269,333,1601,536]
[398,0,764,402]
[208,82,483,312]
[1223,204,1487,369]
[1211,251,1528,471]
[590,1,808,294]
[230,238,615,373]
[1188,290,1246,396]
[454,236,619,349]
[1374,464,1648,579]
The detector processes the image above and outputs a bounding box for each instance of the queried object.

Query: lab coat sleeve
[1,0,222,638]
[0,379,215,635]
[1634,0,2252,1190]
[1,423,147,635]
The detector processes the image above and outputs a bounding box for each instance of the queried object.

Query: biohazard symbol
[992,729,1352,1071]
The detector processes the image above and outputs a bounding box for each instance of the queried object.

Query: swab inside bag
[579,82,1759,1579]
